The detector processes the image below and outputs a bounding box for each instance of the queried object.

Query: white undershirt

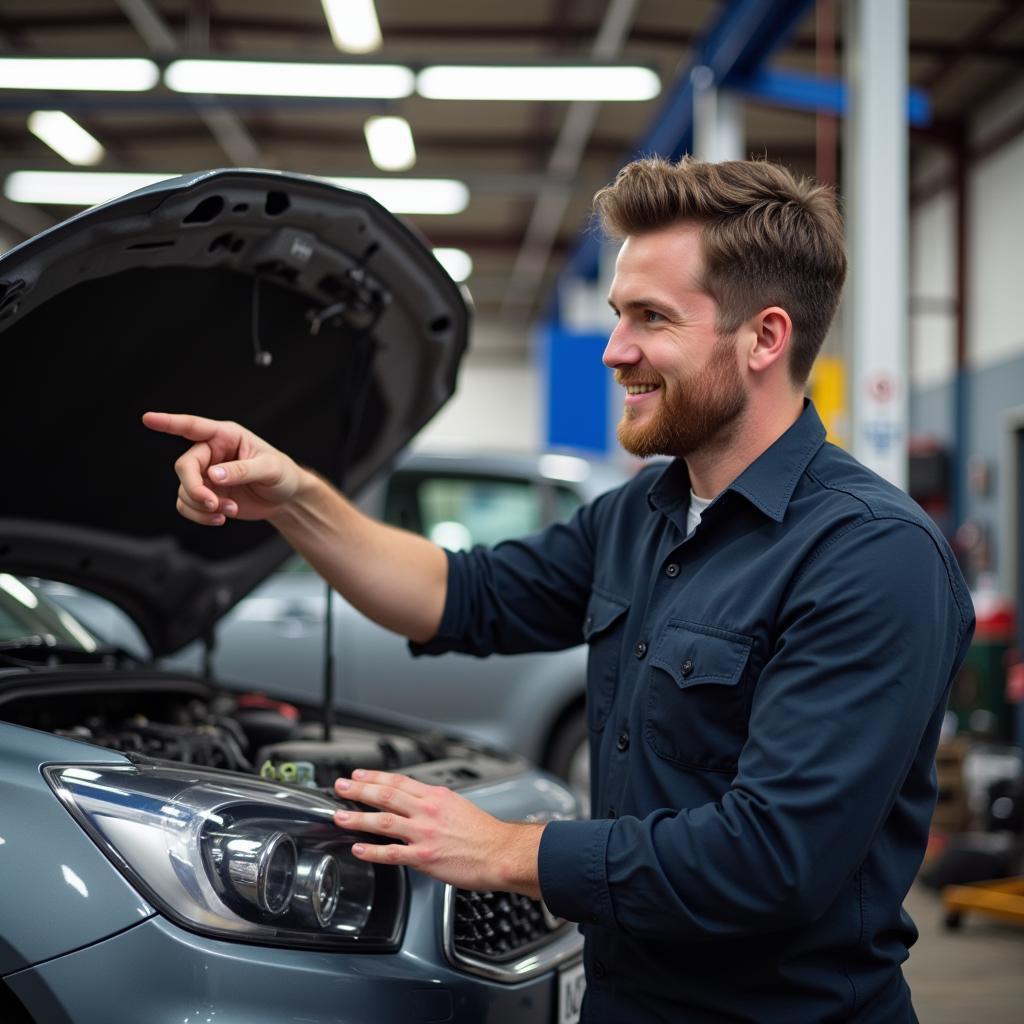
[687,490,714,537]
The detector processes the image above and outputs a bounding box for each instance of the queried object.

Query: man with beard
[146,157,973,1023]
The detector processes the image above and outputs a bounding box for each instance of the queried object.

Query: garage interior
[1,1,1023,1021]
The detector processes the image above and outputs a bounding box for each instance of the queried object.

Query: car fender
[0,723,155,974]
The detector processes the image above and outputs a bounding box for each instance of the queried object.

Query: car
[0,169,585,1024]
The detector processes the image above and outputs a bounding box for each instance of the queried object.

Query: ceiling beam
[116,0,261,166]
[560,0,816,291]
[921,0,1024,90]
[3,10,1023,64]
[502,0,641,320]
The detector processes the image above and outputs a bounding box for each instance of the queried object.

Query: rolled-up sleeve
[538,516,974,940]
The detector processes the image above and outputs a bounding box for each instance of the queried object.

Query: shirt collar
[647,399,827,525]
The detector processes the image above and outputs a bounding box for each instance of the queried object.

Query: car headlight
[44,760,406,950]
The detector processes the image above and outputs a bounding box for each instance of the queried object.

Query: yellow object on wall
[809,356,848,449]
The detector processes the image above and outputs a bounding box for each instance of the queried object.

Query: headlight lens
[45,760,404,950]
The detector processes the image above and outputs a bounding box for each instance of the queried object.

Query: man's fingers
[336,770,429,798]
[333,778,421,816]
[142,411,231,444]
[207,453,279,488]
[350,842,412,867]
[333,809,414,842]
[176,496,226,527]
[178,485,237,518]
[173,442,218,509]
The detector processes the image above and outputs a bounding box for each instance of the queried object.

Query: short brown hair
[593,156,847,386]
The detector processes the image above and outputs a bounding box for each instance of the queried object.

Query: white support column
[843,0,909,488]
[692,66,745,163]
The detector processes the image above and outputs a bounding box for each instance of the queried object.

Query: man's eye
[644,310,663,322]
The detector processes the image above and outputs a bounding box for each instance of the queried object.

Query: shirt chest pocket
[645,620,754,773]
[582,589,630,732]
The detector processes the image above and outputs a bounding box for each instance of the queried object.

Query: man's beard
[616,335,748,459]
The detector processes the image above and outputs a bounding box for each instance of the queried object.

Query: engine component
[257,729,426,787]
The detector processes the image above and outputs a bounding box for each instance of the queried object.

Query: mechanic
[145,156,974,1023]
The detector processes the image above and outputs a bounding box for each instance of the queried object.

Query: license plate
[558,961,586,1024]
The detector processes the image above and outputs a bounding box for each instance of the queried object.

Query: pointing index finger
[142,411,227,444]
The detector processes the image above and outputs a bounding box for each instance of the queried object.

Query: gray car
[0,169,585,1023]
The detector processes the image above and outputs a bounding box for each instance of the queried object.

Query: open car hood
[0,169,470,657]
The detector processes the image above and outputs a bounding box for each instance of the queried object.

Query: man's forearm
[269,468,449,643]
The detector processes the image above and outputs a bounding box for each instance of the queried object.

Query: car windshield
[0,573,100,652]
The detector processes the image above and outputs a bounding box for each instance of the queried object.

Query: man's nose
[602,321,641,368]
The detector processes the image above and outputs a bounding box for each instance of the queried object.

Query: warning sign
[865,372,899,404]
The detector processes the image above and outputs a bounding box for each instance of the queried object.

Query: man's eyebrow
[608,296,684,317]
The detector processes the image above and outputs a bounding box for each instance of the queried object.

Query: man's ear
[746,306,792,374]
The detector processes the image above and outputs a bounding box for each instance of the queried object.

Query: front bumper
[6,907,580,1024]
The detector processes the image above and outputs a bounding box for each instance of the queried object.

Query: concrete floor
[903,881,1024,1023]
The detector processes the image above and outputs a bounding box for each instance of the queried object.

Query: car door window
[552,483,583,523]
[385,473,546,550]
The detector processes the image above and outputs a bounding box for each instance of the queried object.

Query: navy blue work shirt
[413,401,974,1023]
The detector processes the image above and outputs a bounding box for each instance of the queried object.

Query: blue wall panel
[543,325,610,454]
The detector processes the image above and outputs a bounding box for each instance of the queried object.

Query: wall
[969,139,1024,373]
[908,76,1024,592]
[909,187,956,396]
[414,320,541,453]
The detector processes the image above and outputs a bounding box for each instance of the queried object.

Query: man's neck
[685,394,804,500]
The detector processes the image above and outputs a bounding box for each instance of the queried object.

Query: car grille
[452,889,565,962]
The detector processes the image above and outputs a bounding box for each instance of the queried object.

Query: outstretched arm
[142,411,448,643]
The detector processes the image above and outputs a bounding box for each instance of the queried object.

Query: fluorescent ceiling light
[322,0,382,53]
[417,65,661,102]
[432,248,472,282]
[0,57,158,92]
[4,170,468,216]
[28,111,105,166]
[165,59,412,99]
[364,116,416,172]
[4,170,175,206]
[325,177,468,215]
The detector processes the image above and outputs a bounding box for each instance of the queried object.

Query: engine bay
[0,667,525,792]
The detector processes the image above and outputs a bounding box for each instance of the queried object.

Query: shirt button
[616,731,629,751]
[607,807,617,818]
[665,562,680,578]
[633,640,648,659]
[593,959,607,980]
[584,614,593,631]
[681,659,694,677]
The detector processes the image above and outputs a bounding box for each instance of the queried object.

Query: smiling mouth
[625,383,659,395]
